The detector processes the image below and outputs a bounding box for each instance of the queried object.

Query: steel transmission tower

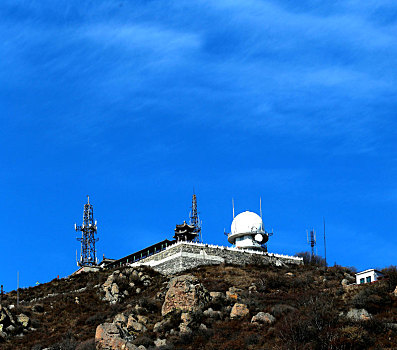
[75,196,98,267]
[189,193,202,242]
[307,229,317,258]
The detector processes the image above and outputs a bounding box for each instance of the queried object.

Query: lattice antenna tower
[75,196,98,267]
[189,192,202,242]
[307,228,317,257]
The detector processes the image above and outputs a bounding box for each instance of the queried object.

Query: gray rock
[0,331,6,342]
[346,308,371,322]
[226,287,242,301]
[203,308,222,319]
[127,321,147,334]
[386,323,397,330]
[134,305,145,315]
[344,272,355,282]
[103,274,115,287]
[251,312,275,325]
[230,303,249,319]
[137,315,149,325]
[114,313,127,325]
[153,319,172,333]
[179,323,192,335]
[154,338,167,347]
[132,270,139,280]
[143,280,151,287]
[199,323,207,331]
[5,325,15,333]
[209,291,225,304]
[126,314,147,334]
[18,313,31,327]
[111,283,120,295]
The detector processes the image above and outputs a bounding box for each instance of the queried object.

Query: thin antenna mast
[232,198,235,219]
[323,217,327,266]
[17,271,19,307]
[260,197,262,220]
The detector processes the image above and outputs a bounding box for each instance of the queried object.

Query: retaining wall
[129,241,303,275]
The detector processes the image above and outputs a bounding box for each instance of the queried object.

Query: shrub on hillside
[138,297,159,313]
[75,338,95,350]
[381,265,397,292]
[277,296,340,349]
[351,285,392,314]
[295,252,327,267]
[49,332,77,350]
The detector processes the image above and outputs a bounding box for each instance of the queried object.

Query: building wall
[129,241,302,275]
[355,270,383,284]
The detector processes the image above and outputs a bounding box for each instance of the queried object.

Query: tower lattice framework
[307,229,317,258]
[189,193,202,242]
[75,196,98,267]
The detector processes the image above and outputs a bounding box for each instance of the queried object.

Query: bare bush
[295,251,327,267]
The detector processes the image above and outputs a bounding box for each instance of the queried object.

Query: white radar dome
[231,211,263,235]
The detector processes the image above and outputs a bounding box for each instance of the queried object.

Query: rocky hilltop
[0,263,396,350]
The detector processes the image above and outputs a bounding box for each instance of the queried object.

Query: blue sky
[1,0,396,291]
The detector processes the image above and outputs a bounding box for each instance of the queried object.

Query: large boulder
[161,275,211,316]
[230,303,249,319]
[95,323,137,350]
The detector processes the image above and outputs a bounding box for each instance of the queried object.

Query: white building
[228,211,269,251]
[355,269,384,285]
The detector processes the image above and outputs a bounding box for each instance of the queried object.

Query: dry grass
[0,263,396,350]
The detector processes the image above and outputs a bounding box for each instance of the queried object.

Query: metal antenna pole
[17,271,19,307]
[323,217,327,266]
[75,196,99,267]
[232,198,235,219]
[260,197,262,221]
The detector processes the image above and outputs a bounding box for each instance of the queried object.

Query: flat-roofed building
[355,269,384,284]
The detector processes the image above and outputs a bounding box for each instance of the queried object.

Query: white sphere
[231,211,263,235]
